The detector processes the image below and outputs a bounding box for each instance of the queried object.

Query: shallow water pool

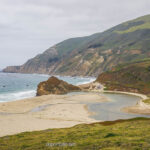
[87,92,150,121]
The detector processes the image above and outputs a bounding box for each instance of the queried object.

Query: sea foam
[0,90,36,102]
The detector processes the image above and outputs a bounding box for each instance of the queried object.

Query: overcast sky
[0,0,150,69]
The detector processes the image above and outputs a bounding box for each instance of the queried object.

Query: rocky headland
[3,15,150,76]
[36,76,81,96]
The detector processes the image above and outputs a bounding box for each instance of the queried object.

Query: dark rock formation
[36,76,81,96]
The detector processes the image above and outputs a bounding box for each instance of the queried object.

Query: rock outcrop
[36,76,81,96]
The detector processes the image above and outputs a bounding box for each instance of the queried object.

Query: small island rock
[36,76,81,96]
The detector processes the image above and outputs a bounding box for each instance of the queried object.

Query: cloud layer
[0,0,150,68]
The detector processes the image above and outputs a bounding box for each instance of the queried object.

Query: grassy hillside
[115,15,150,34]
[96,59,150,96]
[0,118,150,150]
[3,14,150,76]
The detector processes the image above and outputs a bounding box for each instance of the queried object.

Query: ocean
[0,72,95,102]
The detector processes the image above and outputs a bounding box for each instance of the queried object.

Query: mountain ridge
[3,14,150,76]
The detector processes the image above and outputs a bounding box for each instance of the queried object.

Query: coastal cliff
[3,14,150,76]
[36,76,81,96]
[96,59,150,95]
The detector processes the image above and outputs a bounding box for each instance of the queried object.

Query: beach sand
[0,93,108,137]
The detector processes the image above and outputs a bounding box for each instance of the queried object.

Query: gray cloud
[0,0,150,68]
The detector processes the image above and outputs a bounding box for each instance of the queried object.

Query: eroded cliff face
[36,76,81,96]
[3,47,107,76]
[3,15,150,76]
[3,66,21,73]
[3,47,145,77]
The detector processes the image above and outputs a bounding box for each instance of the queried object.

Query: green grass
[131,14,150,23]
[116,23,150,34]
[115,58,150,71]
[0,118,150,150]
[115,14,150,34]
[143,99,150,104]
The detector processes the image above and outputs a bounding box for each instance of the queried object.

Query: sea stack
[36,76,81,96]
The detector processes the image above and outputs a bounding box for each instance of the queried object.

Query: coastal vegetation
[115,15,150,34]
[143,99,150,104]
[0,118,150,149]
[96,59,150,96]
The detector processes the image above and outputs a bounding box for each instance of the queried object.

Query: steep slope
[3,14,150,76]
[96,59,150,95]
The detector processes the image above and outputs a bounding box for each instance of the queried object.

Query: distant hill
[3,14,150,76]
[96,59,150,95]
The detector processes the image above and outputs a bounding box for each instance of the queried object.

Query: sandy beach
[0,92,108,137]
[1,81,149,137]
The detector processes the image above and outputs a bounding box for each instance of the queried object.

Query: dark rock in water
[36,76,81,96]
[2,85,6,88]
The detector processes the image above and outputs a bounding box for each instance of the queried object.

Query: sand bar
[0,93,108,137]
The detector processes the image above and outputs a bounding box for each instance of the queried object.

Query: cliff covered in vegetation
[96,59,150,96]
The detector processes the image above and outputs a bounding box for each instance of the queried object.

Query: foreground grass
[0,118,150,150]
[143,99,150,105]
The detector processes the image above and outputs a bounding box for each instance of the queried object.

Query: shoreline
[102,90,148,100]
[1,80,150,137]
[99,89,150,115]
[0,73,96,103]
[84,81,150,115]
[1,71,97,78]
